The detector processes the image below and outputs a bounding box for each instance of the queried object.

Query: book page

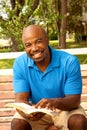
[5,102,58,116]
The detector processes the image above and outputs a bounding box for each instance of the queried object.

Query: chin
[34,58,45,63]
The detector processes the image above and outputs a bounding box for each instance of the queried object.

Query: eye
[36,39,42,44]
[25,43,31,48]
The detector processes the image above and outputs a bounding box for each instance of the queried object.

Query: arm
[35,94,81,111]
[54,94,81,110]
[15,92,30,104]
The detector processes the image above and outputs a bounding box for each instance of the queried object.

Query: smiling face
[22,25,50,63]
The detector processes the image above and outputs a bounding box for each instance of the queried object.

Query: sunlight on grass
[0,59,14,69]
[49,39,87,49]
[66,38,75,42]
[50,38,75,43]
[75,55,87,64]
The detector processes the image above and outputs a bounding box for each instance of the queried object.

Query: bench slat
[0,99,15,108]
[81,70,87,77]
[0,76,12,82]
[0,123,11,130]
[0,108,15,117]
[0,83,13,91]
[81,102,87,110]
[0,116,13,123]
[82,78,87,86]
[81,94,87,101]
[82,87,87,94]
[0,91,15,99]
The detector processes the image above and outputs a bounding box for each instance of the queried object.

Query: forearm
[15,92,32,105]
[53,95,81,111]
[35,94,81,111]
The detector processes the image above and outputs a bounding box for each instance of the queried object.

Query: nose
[31,43,38,51]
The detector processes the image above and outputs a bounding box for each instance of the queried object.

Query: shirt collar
[49,46,60,68]
[28,57,34,67]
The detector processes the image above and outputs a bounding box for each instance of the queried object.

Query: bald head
[22,25,48,41]
[23,24,45,32]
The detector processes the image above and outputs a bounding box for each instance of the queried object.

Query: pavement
[0,69,13,75]
[0,48,87,60]
[0,52,25,59]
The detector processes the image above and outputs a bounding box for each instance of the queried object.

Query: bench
[0,67,87,130]
[0,75,15,130]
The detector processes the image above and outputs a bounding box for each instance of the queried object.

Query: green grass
[0,59,14,69]
[75,55,87,64]
[0,48,12,53]
[49,40,87,49]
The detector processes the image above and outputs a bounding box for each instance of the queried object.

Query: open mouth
[32,52,42,59]
[31,50,44,59]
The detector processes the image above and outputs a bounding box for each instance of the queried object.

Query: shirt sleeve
[64,56,82,95]
[13,58,30,94]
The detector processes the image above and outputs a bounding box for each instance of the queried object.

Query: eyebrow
[27,38,42,43]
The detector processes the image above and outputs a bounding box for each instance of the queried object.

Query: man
[11,24,87,130]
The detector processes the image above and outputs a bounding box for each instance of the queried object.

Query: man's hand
[35,98,56,111]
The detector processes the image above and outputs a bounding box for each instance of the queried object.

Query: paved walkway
[0,64,87,75]
[0,52,25,59]
[0,48,87,59]
[61,47,87,55]
[0,69,13,75]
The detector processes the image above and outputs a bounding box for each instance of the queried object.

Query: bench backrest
[0,69,87,128]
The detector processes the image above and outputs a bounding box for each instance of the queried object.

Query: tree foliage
[0,0,39,51]
[0,0,86,51]
[67,0,84,33]
[33,0,59,39]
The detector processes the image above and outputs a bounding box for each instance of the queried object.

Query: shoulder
[51,47,80,72]
[13,53,31,76]
[13,53,30,69]
[59,50,79,68]
[51,47,78,63]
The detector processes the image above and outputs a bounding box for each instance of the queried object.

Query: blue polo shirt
[13,47,82,104]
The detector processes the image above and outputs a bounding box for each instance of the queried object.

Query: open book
[5,102,58,117]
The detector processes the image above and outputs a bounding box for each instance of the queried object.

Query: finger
[35,98,49,108]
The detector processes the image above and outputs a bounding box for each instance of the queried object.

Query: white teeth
[33,52,41,58]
